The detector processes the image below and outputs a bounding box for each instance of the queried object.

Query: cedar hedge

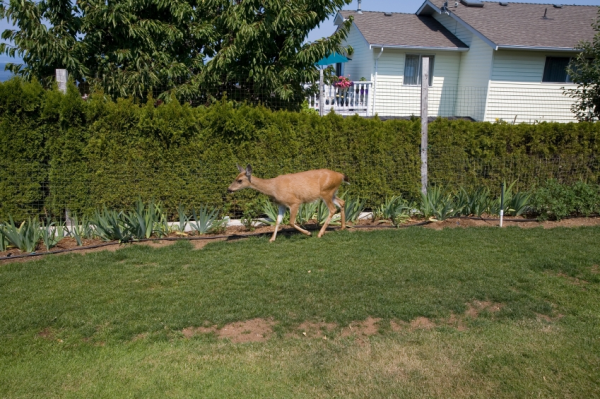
[1,78,599,220]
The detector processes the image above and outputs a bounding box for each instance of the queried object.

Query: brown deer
[227,165,347,242]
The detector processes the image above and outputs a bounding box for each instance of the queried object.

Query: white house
[327,0,597,123]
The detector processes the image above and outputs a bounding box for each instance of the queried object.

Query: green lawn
[1,227,599,398]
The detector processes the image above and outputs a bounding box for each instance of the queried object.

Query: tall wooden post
[56,69,68,94]
[319,68,324,116]
[421,57,429,195]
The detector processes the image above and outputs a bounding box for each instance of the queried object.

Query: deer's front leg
[270,205,286,242]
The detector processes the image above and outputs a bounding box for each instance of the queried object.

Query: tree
[566,9,600,121]
[0,0,353,108]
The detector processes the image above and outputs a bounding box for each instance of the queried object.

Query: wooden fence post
[56,69,68,94]
[319,68,324,116]
[421,57,429,196]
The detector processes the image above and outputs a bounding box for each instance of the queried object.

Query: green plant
[92,208,132,242]
[343,196,366,224]
[506,191,531,217]
[67,215,95,246]
[176,204,189,233]
[296,202,318,225]
[40,219,64,251]
[420,187,455,221]
[316,200,330,226]
[261,199,290,226]
[240,210,257,232]
[0,225,7,251]
[371,196,411,226]
[209,218,228,235]
[191,206,220,235]
[529,180,600,220]
[0,217,41,253]
[124,199,168,239]
[455,187,491,217]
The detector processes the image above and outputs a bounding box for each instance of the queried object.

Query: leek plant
[296,202,318,225]
[190,206,220,234]
[124,199,168,239]
[454,187,491,217]
[0,225,8,251]
[176,204,189,233]
[0,217,42,253]
[66,215,95,246]
[420,187,455,221]
[261,199,290,226]
[92,208,132,242]
[40,219,64,251]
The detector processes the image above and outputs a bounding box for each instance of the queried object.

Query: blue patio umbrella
[316,52,351,66]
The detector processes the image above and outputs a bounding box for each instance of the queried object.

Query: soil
[2,216,600,264]
[182,318,276,343]
[176,300,536,344]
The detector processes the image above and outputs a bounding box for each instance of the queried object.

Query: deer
[227,165,348,242]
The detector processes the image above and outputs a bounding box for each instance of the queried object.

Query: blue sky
[2,0,600,63]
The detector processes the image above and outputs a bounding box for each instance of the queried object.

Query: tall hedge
[0,78,599,220]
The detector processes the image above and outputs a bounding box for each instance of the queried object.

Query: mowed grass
[1,226,599,398]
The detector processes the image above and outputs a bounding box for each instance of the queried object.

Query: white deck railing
[306,81,372,116]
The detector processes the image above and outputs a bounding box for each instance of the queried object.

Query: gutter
[369,44,468,52]
[496,45,581,52]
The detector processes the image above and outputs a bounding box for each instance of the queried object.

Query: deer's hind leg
[318,193,339,238]
[334,196,346,230]
[289,203,312,237]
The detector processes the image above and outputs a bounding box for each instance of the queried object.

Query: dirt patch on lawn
[182,318,276,343]
[409,317,437,330]
[465,301,504,318]
[340,317,382,337]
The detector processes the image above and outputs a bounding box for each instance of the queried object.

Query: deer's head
[227,164,252,192]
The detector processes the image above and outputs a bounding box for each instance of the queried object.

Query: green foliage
[176,204,189,233]
[529,180,600,220]
[420,187,455,221]
[566,9,600,121]
[66,215,95,246]
[0,217,41,252]
[40,219,64,251]
[341,196,366,224]
[261,199,290,226]
[124,199,169,239]
[190,206,219,235]
[1,79,600,222]
[0,0,353,106]
[296,202,318,225]
[91,208,132,242]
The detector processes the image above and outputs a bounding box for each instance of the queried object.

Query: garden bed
[2,216,600,263]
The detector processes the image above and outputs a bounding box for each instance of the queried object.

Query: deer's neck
[250,176,278,199]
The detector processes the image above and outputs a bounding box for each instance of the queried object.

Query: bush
[529,180,600,220]
[1,77,599,221]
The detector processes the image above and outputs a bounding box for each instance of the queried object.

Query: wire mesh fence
[2,151,598,222]
[41,70,582,123]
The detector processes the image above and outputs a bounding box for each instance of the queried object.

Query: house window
[542,57,573,83]
[404,55,434,86]
[335,63,343,77]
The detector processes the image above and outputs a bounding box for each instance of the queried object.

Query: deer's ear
[246,164,252,182]
[237,164,244,173]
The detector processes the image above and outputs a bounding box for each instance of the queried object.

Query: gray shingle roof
[339,10,468,49]
[424,1,597,49]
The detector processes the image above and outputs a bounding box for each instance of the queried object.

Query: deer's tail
[343,174,350,184]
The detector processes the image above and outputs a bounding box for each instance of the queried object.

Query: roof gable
[420,1,597,50]
[339,10,468,50]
